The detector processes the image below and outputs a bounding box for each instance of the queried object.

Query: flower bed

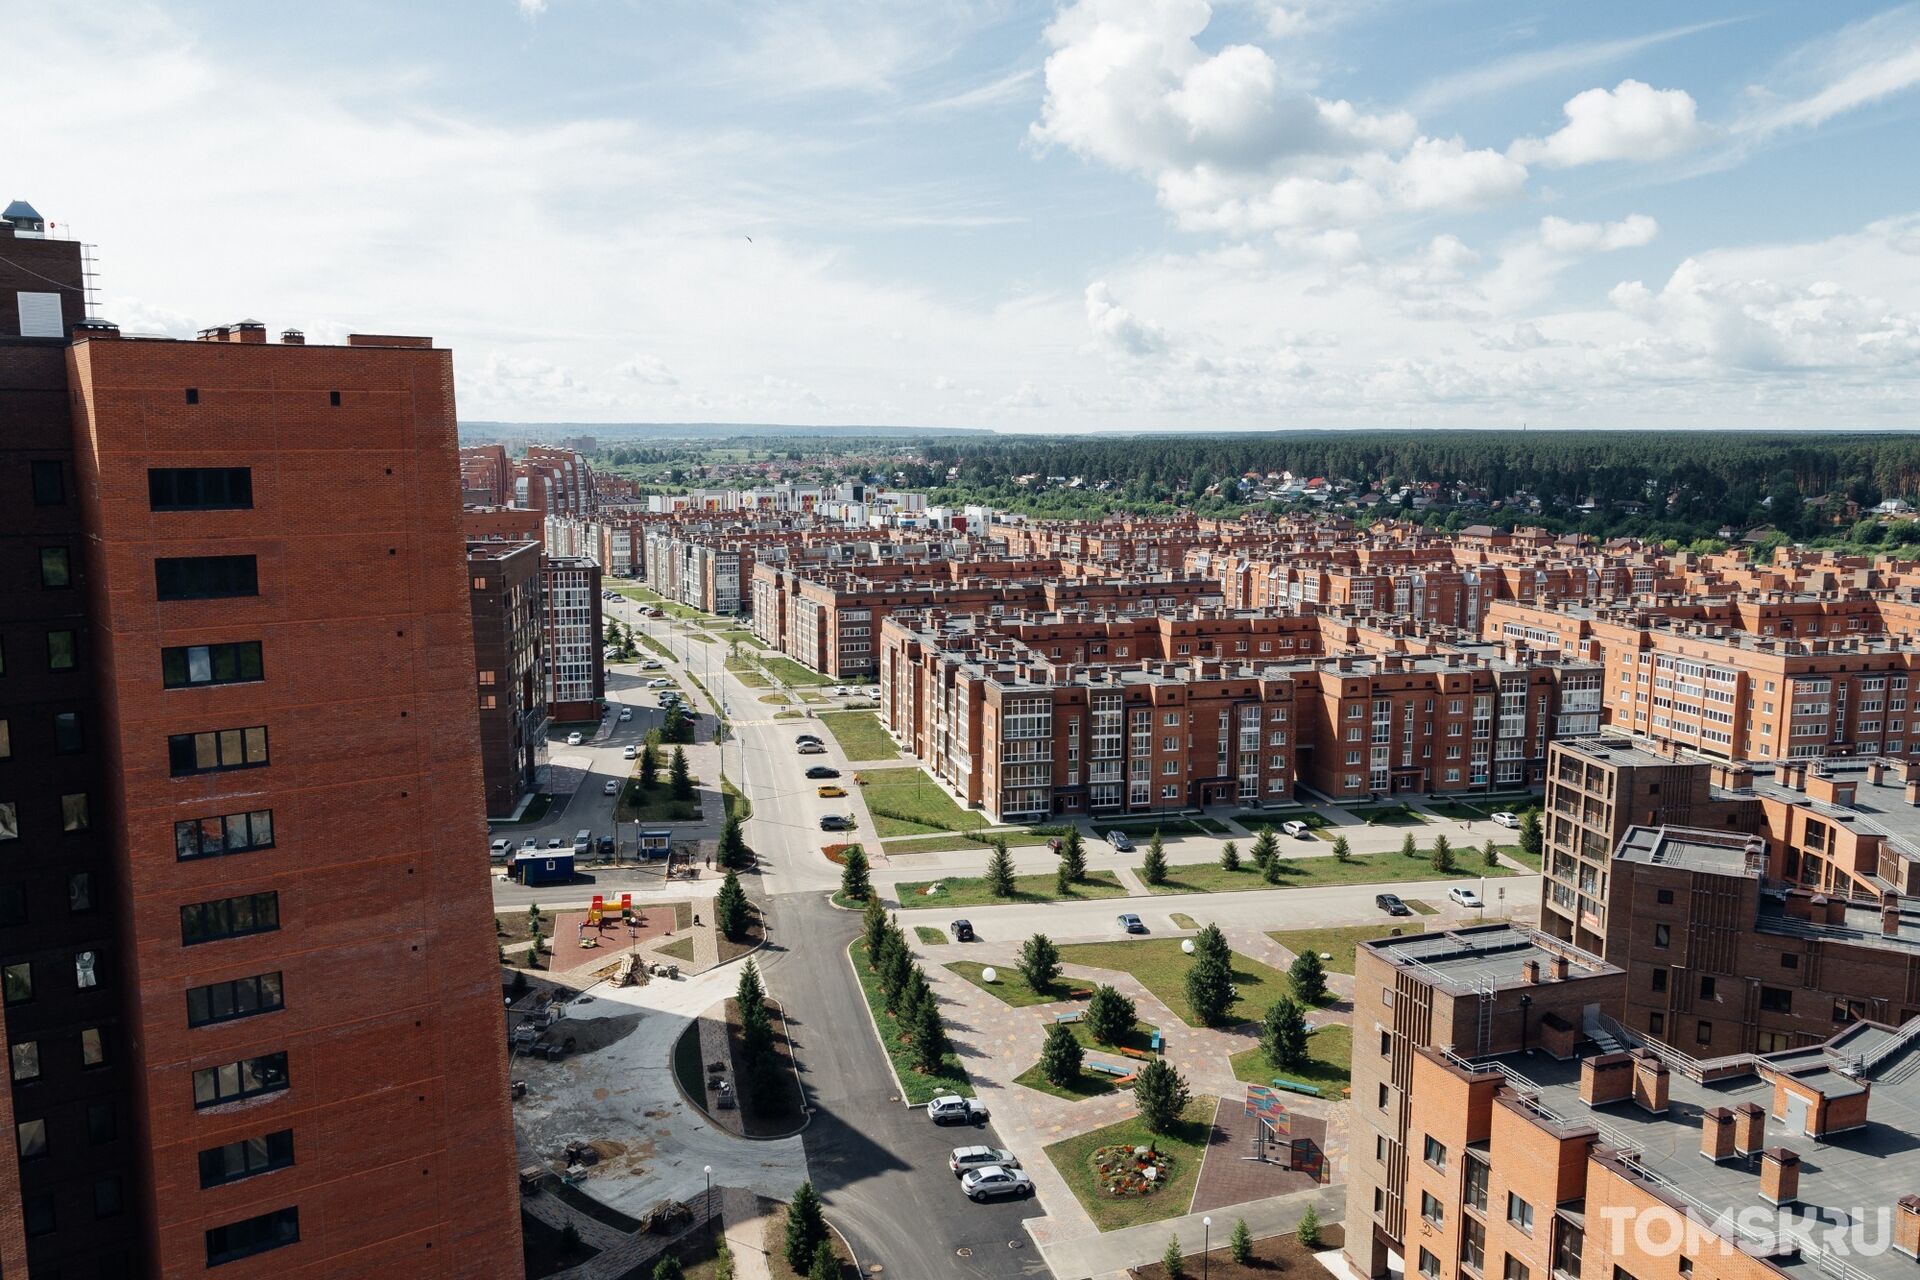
[1092,1143,1175,1198]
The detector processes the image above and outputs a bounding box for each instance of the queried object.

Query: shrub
[784,1181,826,1273]
[1230,1218,1253,1264]
[839,845,871,902]
[1262,996,1310,1070]
[1219,839,1240,871]
[1297,1203,1321,1249]
[1038,1022,1084,1087]
[1162,1234,1186,1279]
[987,838,1016,897]
[1084,984,1136,1045]
[1290,949,1328,1005]
[1141,831,1168,886]
[1019,932,1061,993]
[1133,1058,1190,1133]
[1331,834,1351,862]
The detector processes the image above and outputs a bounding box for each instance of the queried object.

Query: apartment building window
[0,802,14,842]
[75,950,98,989]
[176,809,274,859]
[162,641,264,689]
[168,725,269,776]
[1464,1155,1489,1211]
[1554,1222,1585,1278]
[1423,1134,1447,1169]
[199,1130,295,1189]
[1421,1191,1445,1226]
[47,629,76,670]
[1462,1219,1486,1273]
[1654,924,1670,948]
[187,972,285,1028]
[2,963,29,1004]
[1507,1193,1534,1233]
[155,554,258,601]
[62,793,88,832]
[17,1117,47,1159]
[39,547,71,588]
[1650,967,1667,993]
[31,460,64,505]
[192,1051,289,1109]
[205,1206,299,1266]
[53,711,82,753]
[1649,1012,1665,1036]
[1760,987,1792,1013]
[149,467,253,511]
[1504,1258,1530,1280]
[1418,1249,1441,1280]
[10,1041,39,1082]
[180,891,280,946]
[1696,1020,1713,1045]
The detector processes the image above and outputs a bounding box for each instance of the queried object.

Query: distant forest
[914,430,1920,546]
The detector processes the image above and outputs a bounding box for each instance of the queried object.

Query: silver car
[949,1145,1019,1176]
[960,1166,1034,1202]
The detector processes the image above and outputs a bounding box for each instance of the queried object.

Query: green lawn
[615,781,701,823]
[724,655,771,688]
[721,629,765,647]
[657,936,697,963]
[819,711,899,761]
[894,870,1128,909]
[849,939,972,1104]
[616,586,707,622]
[1093,818,1227,839]
[1235,808,1332,832]
[880,829,1059,855]
[758,655,837,687]
[1056,939,1292,1027]
[1346,804,1429,826]
[1069,1017,1159,1056]
[1503,844,1543,871]
[1043,1097,1217,1232]
[1229,1023,1353,1093]
[945,961,1074,1008]
[1014,1062,1120,1101]
[1267,922,1426,974]
[860,767,989,836]
[1424,800,1490,821]
[636,633,674,661]
[1146,852,1518,896]
[913,926,947,945]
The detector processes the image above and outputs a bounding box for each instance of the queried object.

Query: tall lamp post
[1202,1215,1212,1279]
[704,1164,714,1242]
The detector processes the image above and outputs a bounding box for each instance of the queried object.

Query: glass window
[148,467,253,511]
[198,1129,295,1188]
[3,962,31,1004]
[80,1028,104,1067]
[30,460,64,505]
[61,793,89,832]
[204,1206,299,1266]
[154,554,258,601]
[75,950,98,989]
[47,630,76,670]
[10,1041,40,1082]
[53,711,82,753]
[0,802,16,842]
[181,892,279,945]
[192,1051,289,1108]
[69,872,95,913]
[87,1101,115,1144]
[94,1175,123,1219]
[39,547,71,588]
[161,642,264,689]
[1507,1193,1533,1233]
[17,1118,48,1159]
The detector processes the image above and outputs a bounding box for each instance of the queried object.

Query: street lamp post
[704,1164,714,1241]
[1203,1216,1211,1279]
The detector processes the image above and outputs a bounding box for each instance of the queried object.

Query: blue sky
[10,1,1920,430]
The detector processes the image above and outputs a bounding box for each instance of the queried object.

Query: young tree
[839,844,871,902]
[1262,841,1285,884]
[986,837,1016,898]
[1192,922,1230,967]
[1331,834,1352,862]
[909,996,948,1074]
[1185,952,1234,1027]
[1290,948,1328,1005]
[1132,1058,1190,1133]
[878,931,912,1012]
[1038,1022,1084,1087]
[1019,933,1061,994]
[1061,828,1088,881]
[561,1220,583,1259]
[1230,1218,1253,1265]
[1251,827,1279,869]
[1400,831,1419,858]
[808,1240,839,1280]
[1161,1234,1186,1280]
[1262,995,1310,1070]
[1297,1203,1321,1249]
[1084,984,1136,1046]
[783,1182,827,1274]
[1141,831,1168,886]
[717,813,749,870]
[898,965,934,1035]
[1219,839,1241,871]
[1521,808,1543,856]
[670,746,695,801]
[860,896,888,963]
[715,870,748,939]
[1054,859,1071,897]
[638,742,660,790]
[1431,833,1454,873]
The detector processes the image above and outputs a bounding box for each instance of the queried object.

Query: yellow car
[816,785,848,798]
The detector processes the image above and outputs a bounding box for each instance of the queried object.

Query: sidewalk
[1031,1183,1344,1280]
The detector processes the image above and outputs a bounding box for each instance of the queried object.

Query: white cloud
[1509,80,1708,167]
[515,0,549,16]
[1085,282,1170,358]
[1388,135,1528,210]
[1407,20,1736,115]
[1740,8,1920,136]
[615,355,679,386]
[1538,214,1659,253]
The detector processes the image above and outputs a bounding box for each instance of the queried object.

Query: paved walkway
[1032,1180,1345,1280]
[721,1186,775,1280]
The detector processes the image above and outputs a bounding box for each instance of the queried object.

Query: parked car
[1116,913,1145,934]
[641,660,662,670]
[833,686,851,696]
[949,1145,1017,1176]
[618,708,633,722]
[925,1095,988,1125]
[798,742,827,755]
[820,814,851,832]
[817,785,847,798]
[597,836,614,856]
[648,677,671,688]
[1281,820,1311,839]
[546,837,564,849]
[960,1167,1033,1202]
[1106,830,1134,852]
[949,919,974,942]
[806,765,841,779]
[490,838,510,856]
[1375,892,1412,916]
[522,838,539,852]
[566,732,583,746]
[603,780,618,795]
[1491,811,1521,829]
[1449,886,1485,909]
[796,733,823,745]
[623,745,638,759]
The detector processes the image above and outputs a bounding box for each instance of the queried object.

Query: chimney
[1632,1050,1670,1115]
[1521,959,1541,985]
[231,319,267,343]
[1733,1101,1766,1155]
[1824,895,1849,926]
[1909,779,1920,808]
[1701,1107,1736,1162]
[1760,1148,1801,1206]
[1897,1196,1920,1260]
[280,328,306,345]
[1871,760,1888,786]
[1885,897,1903,938]
[1548,955,1569,981]
[1579,1052,1635,1107]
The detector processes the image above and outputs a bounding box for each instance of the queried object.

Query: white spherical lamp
[1181,939,1196,955]
[981,966,998,984]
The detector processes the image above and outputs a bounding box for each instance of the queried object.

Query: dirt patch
[558,1011,644,1055]
[1128,1223,1344,1280]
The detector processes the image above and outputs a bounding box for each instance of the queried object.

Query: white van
[573,830,592,855]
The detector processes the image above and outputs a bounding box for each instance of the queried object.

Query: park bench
[1053,1010,1083,1024]
[1087,1060,1131,1077]
[1149,1029,1163,1053]
[1271,1077,1322,1097]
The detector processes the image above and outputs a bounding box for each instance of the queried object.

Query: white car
[926,1095,988,1125]
[641,660,662,670]
[618,708,633,722]
[949,1146,1019,1176]
[603,780,618,795]
[833,686,850,697]
[1449,886,1485,909]
[566,732,583,746]
[648,677,671,688]
[623,745,638,760]
[489,838,510,855]
[960,1166,1034,1202]
[1491,811,1521,829]
[1281,820,1310,839]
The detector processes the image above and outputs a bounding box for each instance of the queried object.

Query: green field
[1092,818,1228,840]
[1013,1061,1120,1101]
[1345,803,1429,826]
[894,870,1128,909]
[860,767,989,836]
[1229,1023,1353,1093]
[724,655,770,688]
[849,939,972,1104]
[1056,939,1292,1027]
[1267,922,1425,974]
[757,655,836,687]
[818,711,899,761]
[1043,1097,1217,1231]
[946,961,1072,1008]
[913,926,947,946]
[1146,852,1518,896]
